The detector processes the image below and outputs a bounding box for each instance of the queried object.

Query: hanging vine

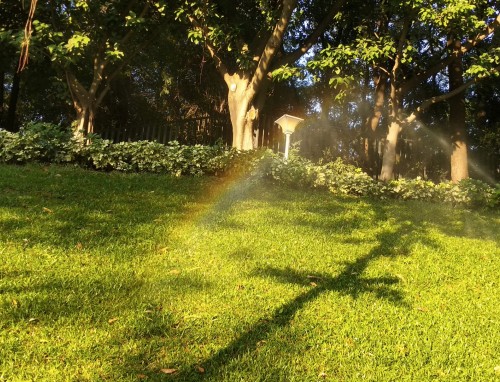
[18,0,38,72]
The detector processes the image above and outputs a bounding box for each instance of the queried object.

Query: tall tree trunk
[380,120,401,181]
[227,73,255,150]
[74,100,96,139]
[448,40,468,182]
[379,79,402,181]
[364,71,387,176]
[379,17,411,181]
[66,58,109,140]
[5,70,21,132]
[229,100,256,151]
[67,71,97,140]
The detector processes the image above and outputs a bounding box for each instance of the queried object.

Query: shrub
[267,153,318,188]
[266,155,382,196]
[0,130,18,163]
[455,178,499,208]
[0,123,76,163]
[1,125,497,208]
[265,154,499,209]
[0,127,265,177]
[80,139,173,173]
[388,177,438,201]
[319,159,383,197]
[77,139,265,176]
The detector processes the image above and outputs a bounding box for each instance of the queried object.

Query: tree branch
[462,12,500,53]
[404,67,499,124]
[65,70,88,109]
[119,1,150,47]
[187,15,231,85]
[89,47,107,97]
[389,14,412,113]
[274,0,346,68]
[393,16,412,76]
[18,0,38,72]
[400,12,500,95]
[249,0,297,97]
[250,28,274,63]
[399,55,455,95]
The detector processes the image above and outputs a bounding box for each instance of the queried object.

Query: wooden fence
[97,114,232,146]
[96,113,286,149]
[95,115,498,181]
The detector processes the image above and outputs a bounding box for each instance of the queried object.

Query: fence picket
[96,113,282,149]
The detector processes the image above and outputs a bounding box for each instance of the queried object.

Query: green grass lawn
[1,163,499,381]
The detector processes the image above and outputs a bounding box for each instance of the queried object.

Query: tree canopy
[1,0,499,181]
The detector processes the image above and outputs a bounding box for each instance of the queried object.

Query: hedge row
[0,123,259,176]
[265,154,500,208]
[1,123,498,208]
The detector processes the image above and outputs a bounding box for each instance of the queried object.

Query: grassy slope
[0,164,499,381]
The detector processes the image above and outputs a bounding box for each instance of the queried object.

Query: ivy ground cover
[0,164,499,381]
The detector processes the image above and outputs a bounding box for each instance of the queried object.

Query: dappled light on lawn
[0,164,499,381]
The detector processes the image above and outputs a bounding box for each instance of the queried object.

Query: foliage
[1,125,497,208]
[2,124,496,208]
[77,136,264,176]
[266,153,499,208]
[3,0,499,180]
[389,177,439,201]
[0,125,263,176]
[0,164,499,381]
[453,178,500,208]
[0,122,76,163]
[265,151,319,188]
[31,1,154,67]
[174,0,281,71]
[305,0,500,181]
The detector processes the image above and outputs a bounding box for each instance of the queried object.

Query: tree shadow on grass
[0,165,212,255]
[167,212,413,381]
[0,269,210,326]
[113,180,496,380]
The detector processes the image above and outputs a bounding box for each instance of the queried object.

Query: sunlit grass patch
[1,164,499,381]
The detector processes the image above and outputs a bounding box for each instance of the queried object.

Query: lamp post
[275,114,304,160]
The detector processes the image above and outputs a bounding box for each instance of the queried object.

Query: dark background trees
[3,0,499,182]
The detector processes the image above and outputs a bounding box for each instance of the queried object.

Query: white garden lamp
[275,114,304,160]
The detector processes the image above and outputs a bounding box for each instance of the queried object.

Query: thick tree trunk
[227,73,259,150]
[379,120,401,181]
[74,101,96,140]
[364,72,387,176]
[5,70,21,132]
[66,69,104,140]
[448,41,468,182]
[378,18,411,181]
[379,82,401,181]
[192,1,297,150]
[228,99,258,150]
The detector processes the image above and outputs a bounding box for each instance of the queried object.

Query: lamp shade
[275,114,304,134]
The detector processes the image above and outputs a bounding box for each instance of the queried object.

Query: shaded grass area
[0,164,499,381]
